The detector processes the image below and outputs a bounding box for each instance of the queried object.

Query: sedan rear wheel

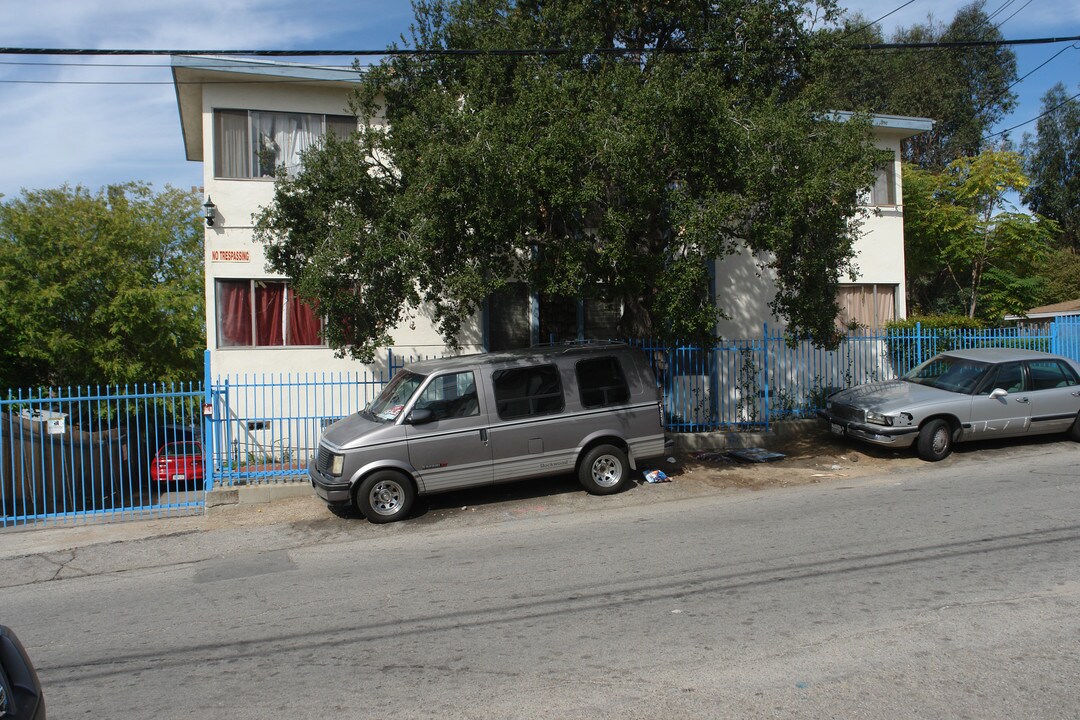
[1068,413,1080,442]
[917,419,953,462]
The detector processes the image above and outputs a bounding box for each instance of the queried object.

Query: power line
[984,89,1080,140]
[840,0,918,40]
[1,35,1079,57]
[993,0,1037,29]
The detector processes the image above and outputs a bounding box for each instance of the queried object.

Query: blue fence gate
[1,383,205,528]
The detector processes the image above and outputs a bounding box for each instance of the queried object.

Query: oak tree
[255,0,885,360]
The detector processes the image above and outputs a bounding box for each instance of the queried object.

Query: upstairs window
[213,109,356,179]
[869,153,898,206]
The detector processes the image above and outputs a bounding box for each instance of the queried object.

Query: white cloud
[0,0,413,197]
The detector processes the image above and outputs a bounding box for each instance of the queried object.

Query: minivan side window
[492,365,564,419]
[576,356,630,408]
[415,371,480,420]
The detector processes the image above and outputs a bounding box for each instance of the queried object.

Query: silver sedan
[818,348,1080,461]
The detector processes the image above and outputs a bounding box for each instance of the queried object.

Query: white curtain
[837,284,897,331]
[214,110,250,179]
[250,111,319,177]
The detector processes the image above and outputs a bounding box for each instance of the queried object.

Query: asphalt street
[2,439,1078,719]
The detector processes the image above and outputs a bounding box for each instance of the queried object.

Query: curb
[206,481,314,511]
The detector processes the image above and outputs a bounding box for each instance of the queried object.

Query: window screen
[492,365,564,419]
[577,357,630,408]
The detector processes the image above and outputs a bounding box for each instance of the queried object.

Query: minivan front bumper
[309,458,352,505]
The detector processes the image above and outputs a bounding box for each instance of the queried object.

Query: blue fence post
[916,321,922,367]
[762,323,770,432]
[203,349,215,494]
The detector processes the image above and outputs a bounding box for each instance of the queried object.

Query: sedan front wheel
[916,419,953,462]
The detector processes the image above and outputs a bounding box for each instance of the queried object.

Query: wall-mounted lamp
[203,196,217,228]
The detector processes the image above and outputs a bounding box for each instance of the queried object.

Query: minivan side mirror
[406,408,435,425]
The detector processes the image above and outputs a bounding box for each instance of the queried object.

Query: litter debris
[644,470,671,483]
[726,448,787,463]
[666,456,677,464]
[692,450,734,463]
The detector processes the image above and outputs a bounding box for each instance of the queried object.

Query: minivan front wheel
[578,444,629,495]
[355,471,415,523]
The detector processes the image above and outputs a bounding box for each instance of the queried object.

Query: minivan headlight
[330,453,345,476]
[865,411,893,426]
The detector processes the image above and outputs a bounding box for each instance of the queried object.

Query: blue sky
[0,0,1077,200]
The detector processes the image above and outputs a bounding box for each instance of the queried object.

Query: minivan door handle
[479,428,489,445]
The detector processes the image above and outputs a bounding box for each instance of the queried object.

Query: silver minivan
[310,343,668,523]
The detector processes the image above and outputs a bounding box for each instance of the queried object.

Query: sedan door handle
[1015,397,1030,404]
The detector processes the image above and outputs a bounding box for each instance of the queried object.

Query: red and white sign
[211,250,251,262]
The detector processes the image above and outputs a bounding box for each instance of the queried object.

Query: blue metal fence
[5,316,1078,526]
[206,367,392,488]
[1,383,204,528]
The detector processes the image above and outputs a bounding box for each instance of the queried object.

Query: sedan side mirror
[989,388,1008,399]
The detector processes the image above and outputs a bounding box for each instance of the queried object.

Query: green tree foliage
[1023,82,1080,252]
[255,0,885,359]
[0,184,205,389]
[1034,247,1080,305]
[903,150,1057,320]
[814,1,1017,169]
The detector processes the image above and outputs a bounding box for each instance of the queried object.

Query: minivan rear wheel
[578,444,629,495]
[355,471,415,523]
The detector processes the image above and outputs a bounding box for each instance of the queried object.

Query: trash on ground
[692,450,734,463]
[666,456,677,464]
[644,470,671,483]
[727,448,787,463]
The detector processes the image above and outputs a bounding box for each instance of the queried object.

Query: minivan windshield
[902,354,990,394]
[365,370,427,422]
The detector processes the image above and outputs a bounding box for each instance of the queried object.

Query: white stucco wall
[713,132,910,340]
[196,79,481,377]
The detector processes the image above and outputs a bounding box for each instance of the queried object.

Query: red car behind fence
[150,441,205,483]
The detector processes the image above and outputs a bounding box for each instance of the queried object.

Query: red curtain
[287,289,322,345]
[255,282,285,346]
[217,280,252,347]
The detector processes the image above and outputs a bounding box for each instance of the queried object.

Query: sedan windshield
[365,371,427,422]
[902,355,990,395]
